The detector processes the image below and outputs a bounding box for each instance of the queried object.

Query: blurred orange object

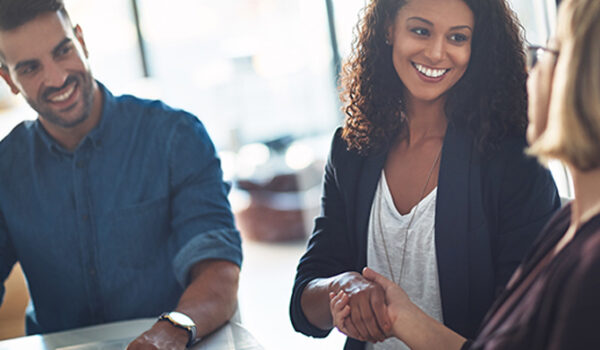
[0,263,29,340]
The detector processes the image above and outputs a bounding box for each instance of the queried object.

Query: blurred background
[0,0,570,349]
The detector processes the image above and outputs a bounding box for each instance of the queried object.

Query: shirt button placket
[73,150,102,323]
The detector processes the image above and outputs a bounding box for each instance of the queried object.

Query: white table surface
[0,318,264,350]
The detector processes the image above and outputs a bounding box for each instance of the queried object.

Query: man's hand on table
[126,259,239,350]
[127,320,190,350]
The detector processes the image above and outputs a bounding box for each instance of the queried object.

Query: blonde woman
[332,0,600,348]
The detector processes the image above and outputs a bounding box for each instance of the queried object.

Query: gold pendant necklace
[378,147,442,284]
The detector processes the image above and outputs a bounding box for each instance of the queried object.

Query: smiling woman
[340,0,529,155]
[387,0,473,103]
[290,0,561,349]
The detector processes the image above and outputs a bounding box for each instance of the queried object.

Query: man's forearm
[127,259,240,349]
[176,259,240,338]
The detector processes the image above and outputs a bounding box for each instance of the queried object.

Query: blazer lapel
[355,150,387,269]
[436,124,472,333]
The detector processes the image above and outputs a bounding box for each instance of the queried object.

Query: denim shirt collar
[33,81,115,156]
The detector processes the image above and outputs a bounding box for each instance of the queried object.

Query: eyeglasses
[526,45,559,71]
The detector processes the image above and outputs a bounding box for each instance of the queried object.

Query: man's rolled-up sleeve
[166,113,242,287]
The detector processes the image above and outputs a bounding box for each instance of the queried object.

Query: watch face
[170,312,194,327]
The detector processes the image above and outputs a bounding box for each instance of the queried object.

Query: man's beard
[28,71,95,128]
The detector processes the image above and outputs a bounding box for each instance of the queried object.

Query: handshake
[328,267,419,344]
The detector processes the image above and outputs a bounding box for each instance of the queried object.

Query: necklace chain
[378,147,442,284]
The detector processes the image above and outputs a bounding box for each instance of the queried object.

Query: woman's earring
[385,38,391,45]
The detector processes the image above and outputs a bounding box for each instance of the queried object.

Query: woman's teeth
[414,63,448,78]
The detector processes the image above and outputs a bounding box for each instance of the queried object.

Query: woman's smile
[412,62,451,82]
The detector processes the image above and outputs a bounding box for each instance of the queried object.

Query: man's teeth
[414,63,448,78]
[49,84,75,102]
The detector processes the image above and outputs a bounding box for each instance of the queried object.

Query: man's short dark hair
[0,0,68,31]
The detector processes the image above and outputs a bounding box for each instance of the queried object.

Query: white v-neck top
[366,171,444,350]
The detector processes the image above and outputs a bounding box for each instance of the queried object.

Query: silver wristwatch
[158,311,198,348]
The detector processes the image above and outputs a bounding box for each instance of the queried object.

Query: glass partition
[136,0,340,149]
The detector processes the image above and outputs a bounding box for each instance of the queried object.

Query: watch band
[158,311,198,348]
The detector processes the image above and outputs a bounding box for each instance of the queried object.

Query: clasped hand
[327,270,392,343]
[329,268,411,343]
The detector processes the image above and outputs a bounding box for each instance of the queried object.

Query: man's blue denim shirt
[0,83,242,334]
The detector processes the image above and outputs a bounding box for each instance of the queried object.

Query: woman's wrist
[390,298,422,340]
[391,301,465,350]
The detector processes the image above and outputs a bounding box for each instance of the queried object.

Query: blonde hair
[528,0,600,171]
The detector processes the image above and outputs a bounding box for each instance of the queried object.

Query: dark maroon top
[467,204,600,349]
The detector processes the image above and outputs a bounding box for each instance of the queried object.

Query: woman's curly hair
[340,0,528,155]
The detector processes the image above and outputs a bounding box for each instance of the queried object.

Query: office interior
[0,0,571,349]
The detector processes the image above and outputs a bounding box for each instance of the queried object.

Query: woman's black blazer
[290,124,560,350]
